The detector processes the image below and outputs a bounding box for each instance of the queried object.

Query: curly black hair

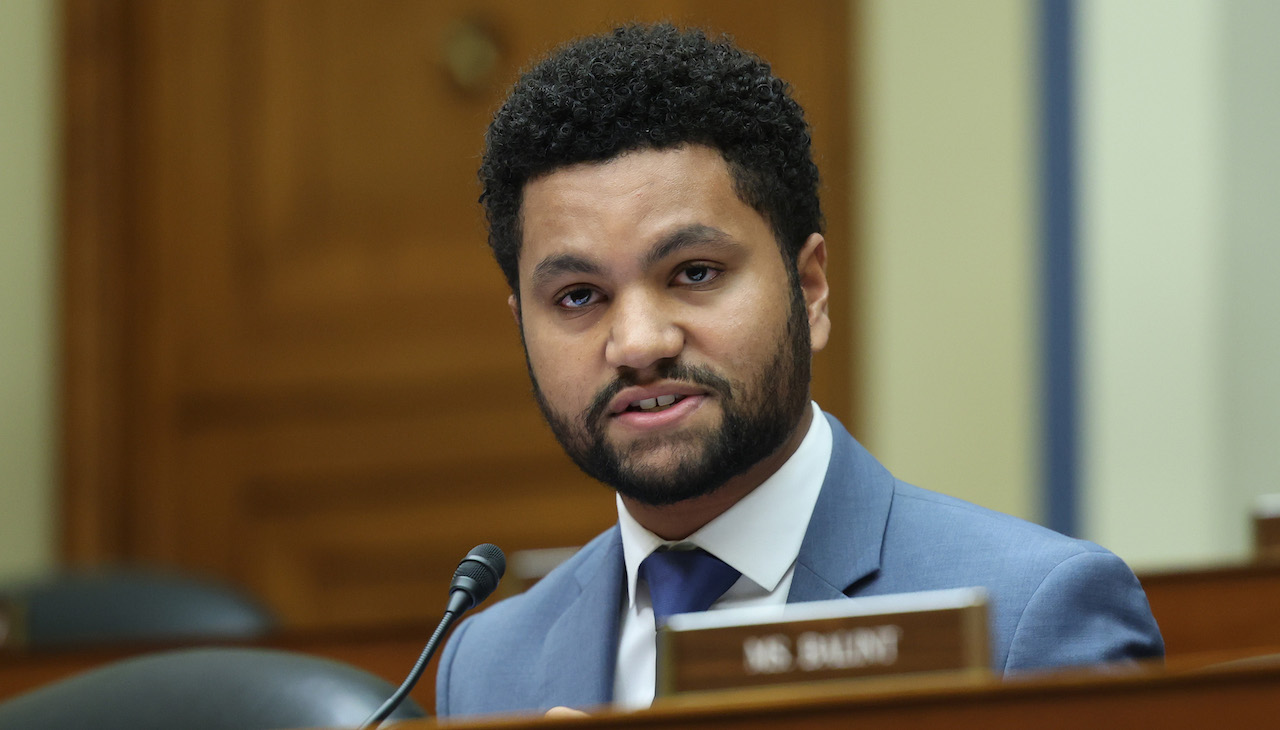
[480,23,823,293]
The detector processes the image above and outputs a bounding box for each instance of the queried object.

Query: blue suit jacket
[436,414,1164,718]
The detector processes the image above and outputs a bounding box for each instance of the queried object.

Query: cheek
[525,329,597,402]
[701,277,790,359]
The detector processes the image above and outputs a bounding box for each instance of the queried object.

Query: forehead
[516,146,768,283]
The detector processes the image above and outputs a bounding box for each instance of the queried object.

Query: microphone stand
[358,609,460,729]
[359,544,505,729]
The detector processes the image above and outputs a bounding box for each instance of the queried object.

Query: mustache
[583,362,734,426]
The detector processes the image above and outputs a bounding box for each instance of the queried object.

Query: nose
[604,290,684,372]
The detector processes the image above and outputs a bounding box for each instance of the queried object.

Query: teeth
[630,394,682,412]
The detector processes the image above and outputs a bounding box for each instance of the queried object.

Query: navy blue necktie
[639,548,741,623]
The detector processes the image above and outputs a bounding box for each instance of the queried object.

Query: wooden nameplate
[656,588,990,697]
[1255,494,1280,562]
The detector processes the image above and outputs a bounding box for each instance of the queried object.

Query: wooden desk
[1140,561,1280,656]
[6,560,1280,710]
[392,659,1280,730]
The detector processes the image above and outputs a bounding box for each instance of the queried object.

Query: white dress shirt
[611,402,833,709]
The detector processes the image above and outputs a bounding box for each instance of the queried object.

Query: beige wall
[0,0,58,581]
[1080,0,1280,568]
[1221,0,1280,563]
[856,0,1039,522]
[1077,0,1226,567]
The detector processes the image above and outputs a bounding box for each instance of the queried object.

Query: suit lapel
[788,413,895,602]
[535,529,625,710]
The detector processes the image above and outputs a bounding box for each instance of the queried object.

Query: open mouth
[626,394,686,413]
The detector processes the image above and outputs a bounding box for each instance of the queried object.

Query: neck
[621,405,814,540]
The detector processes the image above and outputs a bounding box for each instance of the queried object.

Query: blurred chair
[0,647,425,729]
[0,567,275,648]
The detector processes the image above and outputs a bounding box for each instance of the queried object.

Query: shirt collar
[617,402,833,607]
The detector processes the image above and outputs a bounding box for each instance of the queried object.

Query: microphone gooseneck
[359,544,506,729]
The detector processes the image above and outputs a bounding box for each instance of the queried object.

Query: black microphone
[359,544,506,729]
[446,543,506,615]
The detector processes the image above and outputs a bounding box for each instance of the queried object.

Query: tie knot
[639,548,741,623]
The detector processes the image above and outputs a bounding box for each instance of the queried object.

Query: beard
[525,281,812,507]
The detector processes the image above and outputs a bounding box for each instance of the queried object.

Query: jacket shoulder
[876,481,1163,670]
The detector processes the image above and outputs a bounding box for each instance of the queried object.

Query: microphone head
[449,543,506,612]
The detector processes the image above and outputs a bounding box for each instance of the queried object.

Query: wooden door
[62,0,855,629]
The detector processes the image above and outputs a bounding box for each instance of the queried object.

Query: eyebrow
[529,253,604,292]
[528,224,741,291]
[643,224,740,268]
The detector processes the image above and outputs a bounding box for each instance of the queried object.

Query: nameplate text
[656,588,989,696]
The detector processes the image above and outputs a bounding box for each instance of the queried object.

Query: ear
[796,233,830,353]
[508,293,522,328]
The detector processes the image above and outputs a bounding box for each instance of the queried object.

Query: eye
[556,286,601,309]
[672,264,721,286]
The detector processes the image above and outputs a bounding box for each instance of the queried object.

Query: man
[436,24,1163,718]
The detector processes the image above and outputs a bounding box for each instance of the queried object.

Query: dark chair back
[0,647,425,729]
[0,567,274,647]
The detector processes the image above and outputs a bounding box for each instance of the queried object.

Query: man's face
[512,145,830,506]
